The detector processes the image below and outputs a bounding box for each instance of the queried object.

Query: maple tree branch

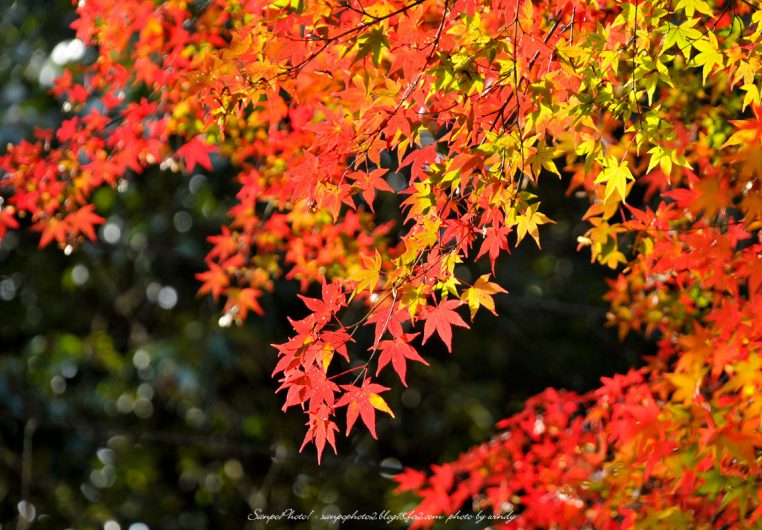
[351,0,450,168]
[570,7,575,45]
[277,0,430,78]
[328,364,367,381]
[344,0,378,20]
[487,12,564,134]
[512,0,527,176]
[329,223,469,361]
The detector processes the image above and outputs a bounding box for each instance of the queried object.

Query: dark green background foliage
[0,2,649,528]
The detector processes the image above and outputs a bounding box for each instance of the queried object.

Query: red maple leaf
[66,204,104,241]
[394,468,427,493]
[366,304,409,344]
[177,136,214,172]
[399,143,437,180]
[475,225,510,273]
[376,333,428,386]
[35,217,69,248]
[195,262,229,301]
[421,300,469,353]
[321,329,352,363]
[354,168,393,211]
[0,207,20,240]
[277,363,339,413]
[297,280,346,324]
[335,379,395,438]
[306,364,340,412]
[300,404,339,465]
[224,287,264,320]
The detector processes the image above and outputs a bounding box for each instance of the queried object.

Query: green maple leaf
[355,28,389,67]
[662,20,702,60]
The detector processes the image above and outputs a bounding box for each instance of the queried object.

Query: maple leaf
[297,281,346,324]
[321,329,352,365]
[741,84,761,112]
[667,371,703,405]
[442,216,477,253]
[726,105,762,147]
[0,207,20,240]
[56,117,79,143]
[225,287,264,320]
[278,364,340,414]
[740,255,762,296]
[515,203,553,248]
[675,0,714,17]
[36,218,69,248]
[400,181,436,222]
[336,379,395,438]
[66,205,104,241]
[305,364,340,413]
[394,468,427,493]
[594,156,634,206]
[662,19,702,59]
[475,225,510,272]
[461,274,507,320]
[195,263,230,302]
[376,333,428,386]
[421,300,470,353]
[714,427,762,464]
[691,34,723,85]
[349,251,382,298]
[177,136,214,172]
[356,168,393,211]
[529,139,561,177]
[354,27,389,67]
[366,304,409,343]
[399,143,437,181]
[300,404,339,465]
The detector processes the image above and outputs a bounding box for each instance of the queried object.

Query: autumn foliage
[2,0,762,527]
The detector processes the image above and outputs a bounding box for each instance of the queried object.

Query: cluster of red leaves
[2,0,762,526]
[399,362,762,528]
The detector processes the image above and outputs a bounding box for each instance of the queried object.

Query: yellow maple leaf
[594,156,634,206]
[461,274,508,320]
[515,202,554,248]
[692,34,723,85]
[675,0,714,17]
[349,251,382,300]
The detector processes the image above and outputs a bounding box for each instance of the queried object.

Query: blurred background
[0,1,651,529]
